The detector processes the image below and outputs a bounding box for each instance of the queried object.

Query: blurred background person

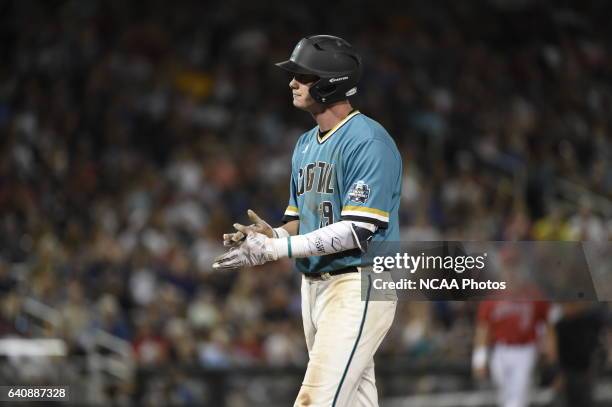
[552,302,608,407]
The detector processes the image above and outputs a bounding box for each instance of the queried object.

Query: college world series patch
[348,180,370,203]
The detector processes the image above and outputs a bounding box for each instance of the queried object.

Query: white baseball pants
[490,343,537,407]
[294,272,397,407]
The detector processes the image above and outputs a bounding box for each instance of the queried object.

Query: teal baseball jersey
[282,110,402,274]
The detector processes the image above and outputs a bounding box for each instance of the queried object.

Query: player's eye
[294,74,319,84]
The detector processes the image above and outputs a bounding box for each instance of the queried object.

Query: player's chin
[292,98,305,109]
[293,97,312,110]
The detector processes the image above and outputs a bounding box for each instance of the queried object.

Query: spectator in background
[132,316,169,366]
[568,198,606,241]
[472,249,556,407]
[553,303,607,407]
[532,203,572,241]
[473,299,554,407]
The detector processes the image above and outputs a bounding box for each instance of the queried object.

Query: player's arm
[540,303,561,388]
[276,219,375,257]
[223,210,299,246]
[472,303,491,381]
[280,220,299,236]
[472,322,489,380]
[213,220,375,269]
[214,138,391,269]
[542,303,558,365]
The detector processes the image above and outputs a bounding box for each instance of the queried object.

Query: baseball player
[473,299,554,407]
[213,35,402,407]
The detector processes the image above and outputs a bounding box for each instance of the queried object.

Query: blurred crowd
[0,0,611,401]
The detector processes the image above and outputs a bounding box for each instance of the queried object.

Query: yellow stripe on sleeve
[341,206,389,217]
[285,206,299,215]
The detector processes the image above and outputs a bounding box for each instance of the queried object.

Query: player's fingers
[232,231,246,243]
[222,232,243,246]
[225,231,245,242]
[214,248,238,263]
[247,209,264,225]
[213,261,240,270]
[213,255,231,265]
[213,258,238,269]
[233,223,251,235]
[213,249,243,269]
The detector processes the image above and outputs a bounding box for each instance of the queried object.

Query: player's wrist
[271,237,290,259]
[472,346,488,370]
[273,227,290,239]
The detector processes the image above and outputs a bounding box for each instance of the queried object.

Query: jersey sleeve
[282,144,300,223]
[282,170,299,222]
[340,139,398,229]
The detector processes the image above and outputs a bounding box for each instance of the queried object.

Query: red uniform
[477,300,550,344]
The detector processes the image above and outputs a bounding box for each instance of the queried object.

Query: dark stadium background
[0,0,610,406]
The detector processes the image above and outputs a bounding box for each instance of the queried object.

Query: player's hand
[223,209,274,247]
[213,232,278,270]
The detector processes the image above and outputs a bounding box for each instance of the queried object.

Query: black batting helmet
[275,35,362,104]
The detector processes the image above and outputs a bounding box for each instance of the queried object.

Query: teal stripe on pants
[332,274,372,407]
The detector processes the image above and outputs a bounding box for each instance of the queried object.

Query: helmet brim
[274,60,318,75]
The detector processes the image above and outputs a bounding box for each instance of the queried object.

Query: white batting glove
[223,209,274,247]
[213,232,280,270]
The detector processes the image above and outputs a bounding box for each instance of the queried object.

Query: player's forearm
[473,323,489,348]
[472,323,489,370]
[271,220,375,259]
[543,322,558,363]
[274,220,299,237]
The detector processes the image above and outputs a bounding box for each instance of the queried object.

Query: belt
[303,267,359,281]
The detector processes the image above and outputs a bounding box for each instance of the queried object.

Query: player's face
[289,74,319,111]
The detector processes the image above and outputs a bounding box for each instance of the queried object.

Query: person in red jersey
[472,300,555,407]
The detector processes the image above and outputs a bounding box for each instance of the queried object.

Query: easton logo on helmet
[329,76,349,83]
